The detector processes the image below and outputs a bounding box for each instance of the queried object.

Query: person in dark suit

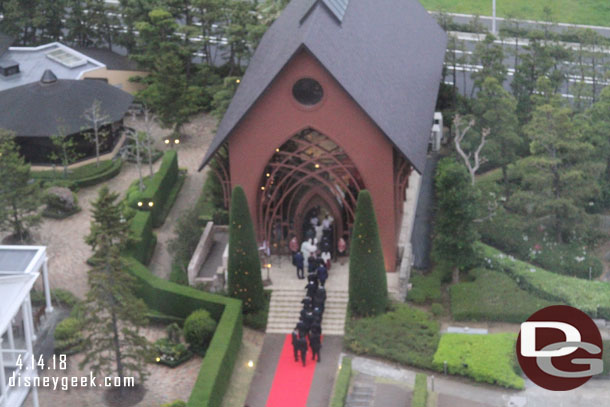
[293,251,305,279]
[307,253,317,274]
[305,280,317,298]
[296,320,307,338]
[313,286,326,313]
[301,296,312,310]
[316,263,328,287]
[310,332,322,362]
[297,335,308,366]
[291,328,300,362]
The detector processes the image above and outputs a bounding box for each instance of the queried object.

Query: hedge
[407,269,443,304]
[128,150,180,227]
[412,373,428,407]
[329,357,352,407]
[480,243,610,319]
[32,159,123,189]
[345,304,439,370]
[123,257,242,407]
[433,333,524,389]
[450,268,558,323]
[125,211,157,265]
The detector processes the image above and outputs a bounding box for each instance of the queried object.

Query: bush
[123,256,242,407]
[32,159,122,189]
[127,151,180,227]
[184,309,218,356]
[478,207,602,279]
[480,243,610,319]
[433,333,524,389]
[329,357,352,407]
[430,303,444,317]
[412,373,428,407]
[345,304,439,370]
[31,288,81,308]
[348,190,388,317]
[407,269,443,304]
[54,317,83,354]
[242,290,270,331]
[43,186,80,218]
[154,338,193,368]
[227,186,265,313]
[450,268,558,323]
[125,211,157,265]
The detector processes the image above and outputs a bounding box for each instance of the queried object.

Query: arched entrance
[257,128,364,254]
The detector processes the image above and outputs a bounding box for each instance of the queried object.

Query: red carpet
[266,335,318,407]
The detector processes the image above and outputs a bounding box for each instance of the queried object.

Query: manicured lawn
[345,304,440,370]
[433,333,524,389]
[32,159,122,188]
[450,268,558,323]
[422,0,610,27]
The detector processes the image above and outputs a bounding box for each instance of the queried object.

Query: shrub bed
[412,373,428,407]
[407,269,443,304]
[480,243,610,319]
[54,317,83,354]
[450,268,558,323]
[154,338,193,368]
[123,257,242,407]
[345,304,439,370]
[478,209,602,279]
[329,357,352,407]
[433,333,524,389]
[33,159,122,189]
[184,310,217,356]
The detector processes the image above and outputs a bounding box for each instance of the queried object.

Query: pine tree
[227,186,265,313]
[432,158,478,283]
[0,131,42,243]
[348,190,388,317]
[79,187,149,385]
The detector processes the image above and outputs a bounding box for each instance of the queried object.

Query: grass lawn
[345,303,440,370]
[450,268,559,323]
[421,0,610,27]
[433,333,524,389]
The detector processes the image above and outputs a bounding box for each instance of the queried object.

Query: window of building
[292,78,323,106]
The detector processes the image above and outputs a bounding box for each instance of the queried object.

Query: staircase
[266,288,348,336]
[346,374,376,407]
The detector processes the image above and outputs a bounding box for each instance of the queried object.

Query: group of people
[291,268,327,366]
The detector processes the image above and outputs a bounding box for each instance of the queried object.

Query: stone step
[266,321,345,329]
[266,328,345,335]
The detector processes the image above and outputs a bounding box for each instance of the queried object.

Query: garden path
[30,113,216,299]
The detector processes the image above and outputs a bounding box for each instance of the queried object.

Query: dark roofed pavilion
[0,69,133,163]
[201,0,447,270]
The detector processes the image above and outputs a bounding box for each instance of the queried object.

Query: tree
[470,33,507,95]
[227,186,265,313]
[432,158,478,283]
[348,190,388,317]
[50,122,82,178]
[124,127,146,191]
[84,100,110,168]
[453,115,488,186]
[473,77,521,198]
[517,103,602,242]
[65,0,96,47]
[586,86,610,182]
[80,187,149,386]
[0,131,42,243]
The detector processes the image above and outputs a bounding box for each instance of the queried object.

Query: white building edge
[0,246,53,407]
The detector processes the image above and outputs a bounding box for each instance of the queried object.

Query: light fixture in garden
[247,360,254,368]
[314,163,320,169]
[174,139,180,145]
[148,201,154,207]
[137,201,143,207]
[164,139,170,145]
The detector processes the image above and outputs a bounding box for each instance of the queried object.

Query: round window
[292,78,324,106]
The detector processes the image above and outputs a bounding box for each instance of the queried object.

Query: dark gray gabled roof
[0,71,133,137]
[200,0,447,173]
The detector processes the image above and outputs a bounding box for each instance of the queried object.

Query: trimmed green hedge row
[124,257,242,407]
[412,373,428,407]
[125,211,157,265]
[407,268,443,304]
[33,159,123,189]
[433,333,524,389]
[480,243,610,319]
[345,304,440,370]
[450,268,558,323]
[128,150,179,227]
[329,357,352,407]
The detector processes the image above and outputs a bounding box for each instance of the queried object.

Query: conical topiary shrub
[348,190,388,316]
[227,186,265,313]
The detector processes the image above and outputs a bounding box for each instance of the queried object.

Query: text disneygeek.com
[8,372,136,391]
